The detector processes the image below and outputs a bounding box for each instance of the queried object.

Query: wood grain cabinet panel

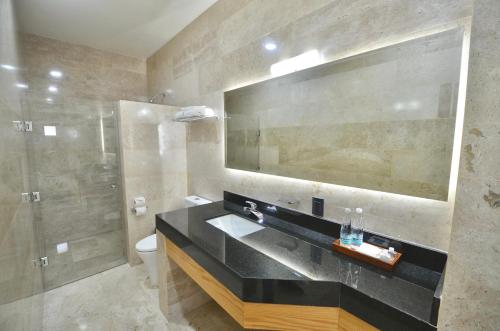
[164,238,245,324]
[163,235,377,331]
[244,303,339,331]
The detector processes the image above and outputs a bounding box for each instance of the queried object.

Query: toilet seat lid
[136,234,157,252]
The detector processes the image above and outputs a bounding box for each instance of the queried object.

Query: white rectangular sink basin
[206,214,264,238]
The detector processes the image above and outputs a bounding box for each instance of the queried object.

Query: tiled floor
[0,293,43,331]
[42,263,244,331]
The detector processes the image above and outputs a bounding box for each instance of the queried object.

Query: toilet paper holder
[133,197,146,207]
[132,206,148,216]
[132,197,147,216]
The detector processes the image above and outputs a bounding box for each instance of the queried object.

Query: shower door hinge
[32,256,49,268]
[13,120,33,132]
[40,257,49,267]
[21,192,41,202]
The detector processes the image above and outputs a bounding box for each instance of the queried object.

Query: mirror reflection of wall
[225,28,465,201]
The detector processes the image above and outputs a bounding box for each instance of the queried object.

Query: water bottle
[351,208,364,246]
[340,208,352,245]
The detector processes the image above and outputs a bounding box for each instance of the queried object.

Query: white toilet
[135,195,212,287]
[135,233,158,286]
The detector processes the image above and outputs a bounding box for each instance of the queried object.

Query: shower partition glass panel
[25,100,126,290]
[0,0,44,329]
[17,34,128,290]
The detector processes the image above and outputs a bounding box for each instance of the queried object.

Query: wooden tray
[332,239,402,271]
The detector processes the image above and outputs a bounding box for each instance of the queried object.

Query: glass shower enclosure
[0,0,127,329]
[16,44,127,291]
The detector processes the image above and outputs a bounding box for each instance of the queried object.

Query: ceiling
[14,0,218,58]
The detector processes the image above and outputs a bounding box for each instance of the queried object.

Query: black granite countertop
[156,192,446,331]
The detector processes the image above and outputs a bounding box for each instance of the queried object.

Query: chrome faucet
[243,201,264,223]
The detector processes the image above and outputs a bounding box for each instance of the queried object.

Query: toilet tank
[184,195,212,207]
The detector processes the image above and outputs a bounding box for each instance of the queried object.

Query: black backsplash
[223,191,447,273]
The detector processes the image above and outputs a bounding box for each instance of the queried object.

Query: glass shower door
[25,100,127,290]
[0,93,45,331]
[0,1,44,329]
[14,24,127,291]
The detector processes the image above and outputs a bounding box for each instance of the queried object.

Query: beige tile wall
[147,0,473,250]
[439,0,500,329]
[118,101,187,265]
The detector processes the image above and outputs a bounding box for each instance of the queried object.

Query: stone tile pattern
[147,0,473,250]
[0,4,43,330]
[225,29,462,201]
[119,101,188,265]
[15,33,147,289]
[438,1,500,329]
[0,293,44,331]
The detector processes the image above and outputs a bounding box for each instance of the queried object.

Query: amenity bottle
[340,208,352,245]
[351,208,364,246]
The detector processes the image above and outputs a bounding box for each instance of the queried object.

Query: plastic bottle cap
[344,208,351,213]
[356,207,363,213]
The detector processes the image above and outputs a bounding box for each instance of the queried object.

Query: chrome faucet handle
[245,201,257,209]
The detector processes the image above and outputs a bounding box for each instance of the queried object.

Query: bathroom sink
[206,214,264,238]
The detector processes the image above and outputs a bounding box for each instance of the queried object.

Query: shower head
[149,91,166,103]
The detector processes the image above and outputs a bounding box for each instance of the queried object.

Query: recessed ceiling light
[48,85,58,93]
[264,42,277,51]
[49,70,63,78]
[15,83,29,89]
[46,97,54,103]
[1,64,16,71]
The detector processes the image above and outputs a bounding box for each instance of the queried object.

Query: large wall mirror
[224,28,465,201]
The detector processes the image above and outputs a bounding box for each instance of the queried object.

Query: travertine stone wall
[439,1,500,329]
[147,0,473,250]
[118,101,188,265]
